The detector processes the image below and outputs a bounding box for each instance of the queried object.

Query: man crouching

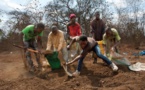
[66,35,118,76]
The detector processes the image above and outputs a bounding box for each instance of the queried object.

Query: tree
[113,0,145,48]
[45,0,113,36]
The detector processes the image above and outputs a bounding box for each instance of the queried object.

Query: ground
[0,44,145,90]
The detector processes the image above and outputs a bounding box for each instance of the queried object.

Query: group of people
[21,12,121,76]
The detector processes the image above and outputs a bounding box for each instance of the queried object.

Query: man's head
[95,11,100,20]
[70,14,76,23]
[105,27,113,37]
[35,23,45,33]
[79,35,88,49]
[51,25,58,35]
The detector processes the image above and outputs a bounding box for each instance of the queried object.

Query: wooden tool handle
[13,44,38,53]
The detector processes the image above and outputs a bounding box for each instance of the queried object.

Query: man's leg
[77,57,85,72]
[24,41,34,71]
[72,57,85,76]
[92,52,97,64]
[115,46,119,53]
[33,41,42,69]
[62,47,69,62]
[76,42,81,55]
[34,53,42,68]
[93,45,118,71]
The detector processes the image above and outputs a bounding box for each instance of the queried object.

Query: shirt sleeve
[57,32,65,51]
[46,33,52,50]
[22,26,31,34]
[102,21,106,34]
[90,20,95,33]
[77,23,82,36]
[102,34,107,45]
[113,29,121,41]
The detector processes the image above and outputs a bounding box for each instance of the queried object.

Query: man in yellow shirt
[103,27,121,57]
[46,25,68,62]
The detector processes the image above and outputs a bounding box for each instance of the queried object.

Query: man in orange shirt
[66,14,82,58]
[67,14,81,37]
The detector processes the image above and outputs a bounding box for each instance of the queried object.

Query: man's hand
[41,50,46,54]
[104,53,107,57]
[69,36,73,40]
[62,62,67,66]
[41,50,53,55]
[111,46,115,51]
[37,49,42,54]
[67,45,70,50]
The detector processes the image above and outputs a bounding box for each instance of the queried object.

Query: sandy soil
[0,45,145,90]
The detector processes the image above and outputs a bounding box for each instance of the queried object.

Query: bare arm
[112,41,120,49]
[103,44,107,56]
[66,55,82,65]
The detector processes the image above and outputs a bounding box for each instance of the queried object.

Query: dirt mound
[1,46,145,90]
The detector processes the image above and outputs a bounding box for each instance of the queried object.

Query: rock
[76,81,80,86]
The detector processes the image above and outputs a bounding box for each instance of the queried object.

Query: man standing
[66,14,82,57]
[22,23,45,72]
[66,35,118,76]
[67,13,82,38]
[90,11,106,63]
[46,25,68,63]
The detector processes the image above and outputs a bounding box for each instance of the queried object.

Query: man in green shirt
[103,27,121,57]
[22,23,45,72]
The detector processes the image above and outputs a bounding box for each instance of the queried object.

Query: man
[46,25,68,63]
[90,11,106,64]
[66,35,118,76]
[103,27,121,57]
[67,13,82,38]
[22,23,45,72]
[66,14,82,58]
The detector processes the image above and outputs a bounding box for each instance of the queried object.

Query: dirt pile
[1,45,145,90]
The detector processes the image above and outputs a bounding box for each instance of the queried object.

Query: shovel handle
[13,44,38,53]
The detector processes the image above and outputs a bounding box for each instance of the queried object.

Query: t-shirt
[67,22,82,37]
[22,25,43,41]
[74,37,97,57]
[46,30,66,51]
[103,28,121,53]
[103,28,121,45]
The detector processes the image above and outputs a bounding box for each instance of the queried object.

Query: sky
[0,0,126,22]
[0,0,52,28]
[0,0,126,11]
[0,0,51,12]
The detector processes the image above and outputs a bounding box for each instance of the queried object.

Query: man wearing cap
[66,14,82,58]
[67,14,82,38]
[46,25,68,62]
[90,11,106,64]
